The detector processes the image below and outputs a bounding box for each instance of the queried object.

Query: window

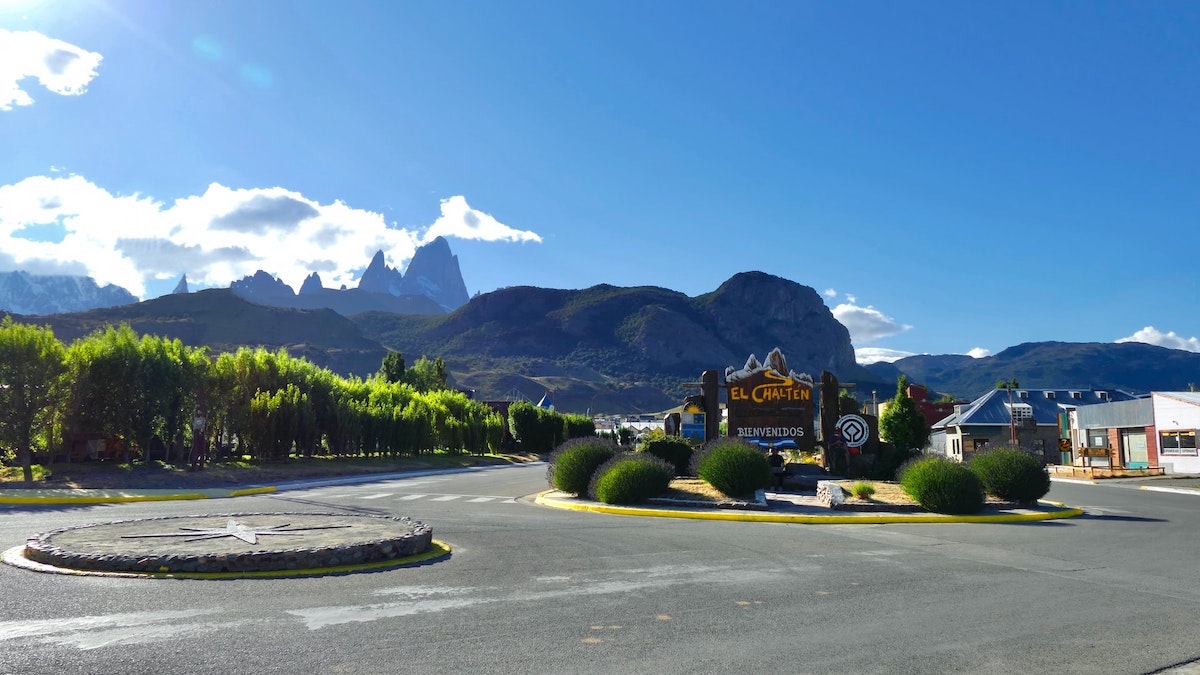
[1006,402,1033,421]
[1070,391,1082,400]
[1097,391,1108,401]
[1018,390,1028,399]
[1160,430,1198,456]
[1045,391,1056,399]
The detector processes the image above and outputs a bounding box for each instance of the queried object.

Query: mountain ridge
[869,340,1200,399]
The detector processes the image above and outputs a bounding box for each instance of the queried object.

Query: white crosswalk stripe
[467,497,494,503]
[359,493,393,500]
[430,495,461,502]
[397,494,426,500]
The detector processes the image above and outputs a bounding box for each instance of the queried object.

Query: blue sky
[2,1,1198,364]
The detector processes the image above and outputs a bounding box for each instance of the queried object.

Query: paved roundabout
[2,512,449,579]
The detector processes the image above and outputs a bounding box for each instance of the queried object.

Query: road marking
[430,495,461,502]
[1050,477,1097,485]
[467,497,494,503]
[397,494,426,501]
[1141,486,1200,496]
[359,493,393,500]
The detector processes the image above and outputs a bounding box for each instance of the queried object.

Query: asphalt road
[1,465,1199,674]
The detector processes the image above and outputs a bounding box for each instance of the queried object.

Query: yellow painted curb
[2,540,452,580]
[0,485,279,504]
[229,486,277,497]
[535,491,1082,524]
[0,492,211,505]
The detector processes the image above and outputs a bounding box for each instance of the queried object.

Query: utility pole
[1007,382,1017,445]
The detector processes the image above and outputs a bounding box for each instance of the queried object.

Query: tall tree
[879,375,930,452]
[0,317,68,482]
[379,351,405,384]
[405,355,450,392]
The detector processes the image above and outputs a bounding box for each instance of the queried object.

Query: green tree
[404,356,449,392]
[879,375,930,452]
[379,351,405,384]
[0,317,68,482]
[65,324,143,459]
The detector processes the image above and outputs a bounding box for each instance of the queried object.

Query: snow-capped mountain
[0,271,138,316]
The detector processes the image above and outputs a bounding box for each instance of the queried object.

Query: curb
[534,491,1083,524]
[0,486,278,505]
[1140,485,1200,496]
[0,462,546,505]
[2,540,452,580]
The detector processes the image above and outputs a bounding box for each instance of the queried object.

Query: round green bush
[899,456,984,514]
[588,453,674,505]
[968,446,1050,505]
[639,437,695,475]
[690,437,771,498]
[547,438,619,495]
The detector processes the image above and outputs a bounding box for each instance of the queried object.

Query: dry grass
[837,480,917,505]
[662,478,732,502]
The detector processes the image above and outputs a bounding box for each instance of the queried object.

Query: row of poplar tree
[0,317,507,482]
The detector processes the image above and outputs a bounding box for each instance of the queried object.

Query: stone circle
[20,512,433,574]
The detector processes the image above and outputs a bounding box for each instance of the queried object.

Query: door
[1122,430,1148,468]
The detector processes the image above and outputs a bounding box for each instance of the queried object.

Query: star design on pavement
[121,519,350,545]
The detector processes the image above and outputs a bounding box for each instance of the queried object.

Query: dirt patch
[662,478,736,502]
[836,480,918,506]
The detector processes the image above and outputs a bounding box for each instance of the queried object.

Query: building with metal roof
[930,387,1137,463]
[1073,392,1200,473]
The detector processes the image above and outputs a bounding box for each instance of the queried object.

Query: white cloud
[1116,326,1200,353]
[423,196,541,244]
[832,302,911,343]
[0,174,540,298]
[966,347,991,359]
[856,347,916,365]
[823,288,837,299]
[0,29,102,111]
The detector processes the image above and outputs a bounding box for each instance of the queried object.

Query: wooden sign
[725,348,815,451]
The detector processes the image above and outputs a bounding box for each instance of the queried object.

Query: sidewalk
[0,463,537,505]
[0,485,277,504]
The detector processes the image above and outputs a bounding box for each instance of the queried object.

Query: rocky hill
[10,271,877,414]
[868,341,1200,399]
[352,271,879,411]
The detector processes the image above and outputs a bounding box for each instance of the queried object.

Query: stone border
[22,512,432,575]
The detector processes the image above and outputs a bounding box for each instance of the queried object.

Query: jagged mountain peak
[171,274,189,294]
[299,272,324,296]
[358,249,403,295]
[400,237,469,311]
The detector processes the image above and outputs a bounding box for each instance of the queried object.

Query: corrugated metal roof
[933,388,1136,429]
[1154,391,1200,406]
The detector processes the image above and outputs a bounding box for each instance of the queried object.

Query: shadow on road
[1076,512,1167,523]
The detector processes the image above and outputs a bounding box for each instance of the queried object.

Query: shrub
[563,414,597,441]
[546,437,619,495]
[639,436,694,475]
[690,437,771,498]
[510,401,565,455]
[968,446,1051,505]
[851,482,876,500]
[588,453,674,504]
[899,456,984,514]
